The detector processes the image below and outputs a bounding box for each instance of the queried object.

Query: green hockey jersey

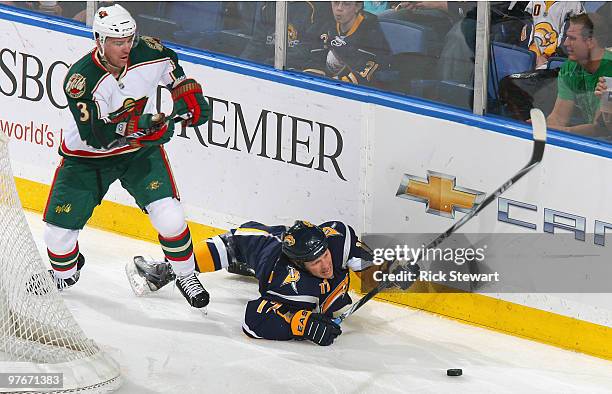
[61,36,185,159]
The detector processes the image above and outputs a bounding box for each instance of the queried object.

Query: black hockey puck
[447,369,462,376]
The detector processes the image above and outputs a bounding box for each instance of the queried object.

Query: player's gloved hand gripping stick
[334,108,548,325]
[94,77,207,149]
[106,112,192,149]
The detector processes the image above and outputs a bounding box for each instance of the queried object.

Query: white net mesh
[0,134,120,392]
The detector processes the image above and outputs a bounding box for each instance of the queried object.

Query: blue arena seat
[376,18,438,94]
[489,41,536,100]
[491,19,530,48]
[583,1,606,13]
[378,19,433,55]
[410,42,536,109]
[164,2,224,45]
[135,2,224,47]
[547,56,567,70]
[192,1,259,56]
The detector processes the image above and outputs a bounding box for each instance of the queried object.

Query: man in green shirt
[547,13,611,137]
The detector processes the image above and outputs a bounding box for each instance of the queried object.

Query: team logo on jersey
[108,97,148,122]
[65,74,86,99]
[302,221,314,227]
[146,180,162,191]
[54,204,72,214]
[531,22,559,57]
[283,234,295,247]
[322,226,343,238]
[141,36,163,52]
[281,266,301,294]
[331,35,347,47]
[98,10,108,18]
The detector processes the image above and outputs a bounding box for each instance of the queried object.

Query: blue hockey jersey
[228,221,372,341]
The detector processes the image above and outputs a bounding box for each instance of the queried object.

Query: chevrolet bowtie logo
[396,171,485,218]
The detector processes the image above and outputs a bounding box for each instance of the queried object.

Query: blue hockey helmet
[282,221,328,267]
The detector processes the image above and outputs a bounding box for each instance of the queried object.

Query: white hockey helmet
[93,4,137,51]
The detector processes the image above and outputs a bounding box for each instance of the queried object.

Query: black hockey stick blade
[334,109,548,325]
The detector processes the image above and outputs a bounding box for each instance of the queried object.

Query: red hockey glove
[125,113,175,148]
[172,78,210,127]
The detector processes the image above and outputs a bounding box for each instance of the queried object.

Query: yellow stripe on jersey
[256,300,268,313]
[234,228,270,236]
[321,275,349,314]
[194,240,216,273]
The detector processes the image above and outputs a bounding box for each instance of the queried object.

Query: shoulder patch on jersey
[65,73,86,99]
[140,36,164,52]
[322,226,343,237]
[302,221,314,227]
[281,266,301,294]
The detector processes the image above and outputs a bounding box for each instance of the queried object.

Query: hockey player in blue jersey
[126,220,414,346]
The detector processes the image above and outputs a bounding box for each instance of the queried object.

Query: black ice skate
[176,272,209,308]
[27,254,85,295]
[227,259,255,277]
[125,256,176,296]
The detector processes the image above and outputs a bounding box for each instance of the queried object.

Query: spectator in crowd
[72,1,115,23]
[240,1,332,68]
[433,2,477,85]
[364,1,391,15]
[525,1,584,69]
[303,1,390,86]
[395,1,469,19]
[496,2,583,119]
[0,1,90,22]
[1,1,63,16]
[435,2,533,86]
[547,13,611,137]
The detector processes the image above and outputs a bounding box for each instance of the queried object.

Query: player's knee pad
[44,223,79,253]
[146,197,186,237]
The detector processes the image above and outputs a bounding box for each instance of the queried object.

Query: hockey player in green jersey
[40,4,210,309]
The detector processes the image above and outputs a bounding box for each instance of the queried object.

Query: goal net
[0,132,121,393]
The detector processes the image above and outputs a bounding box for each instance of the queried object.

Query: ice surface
[21,211,612,394]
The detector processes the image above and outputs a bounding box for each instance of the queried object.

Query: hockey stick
[333,108,548,325]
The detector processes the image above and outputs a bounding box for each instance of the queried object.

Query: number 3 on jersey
[76,102,90,122]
